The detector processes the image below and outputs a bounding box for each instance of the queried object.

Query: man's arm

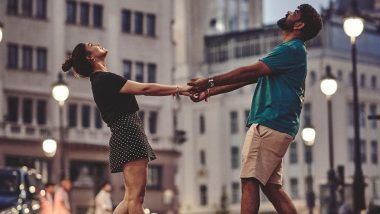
[188,61,271,92]
[190,80,255,102]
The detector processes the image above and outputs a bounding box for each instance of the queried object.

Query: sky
[264,0,330,24]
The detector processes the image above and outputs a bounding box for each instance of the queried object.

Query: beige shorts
[240,124,293,186]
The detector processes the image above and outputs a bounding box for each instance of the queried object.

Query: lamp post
[343,0,366,212]
[52,73,69,180]
[320,65,338,213]
[301,126,316,214]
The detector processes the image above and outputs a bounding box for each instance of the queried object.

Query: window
[82,105,90,128]
[231,146,239,169]
[123,60,132,80]
[348,102,353,126]
[148,111,157,134]
[93,4,103,28]
[200,185,208,206]
[22,0,33,17]
[289,142,298,164]
[361,140,367,163]
[7,0,18,15]
[69,160,107,188]
[290,178,299,199]
[232,182,240,203]
[309,71,316,86]
[348,139,354,162]
[230,111,238,134]
[337,70,343,81]
[36,48,47,71]
[121,10,131,33]
[36,0,47,19]
[22,98,33,124]
[199,114,205,134]
[371,141,378,164]
[147,14,156,37]
[200,150,206,166]
[138,111,145,127]
[370,104,377,129]
[245,110,250,131]
[304,145,312,164]
[22,46,33,70]
[147,63,156,83]
[7,44,19,69]
[66,1,76,24]
[68,104,77,127]
[360,74,366,88]
[135,62,144,82]
[147,165,162,189]
[371,75,377,89]
[94,107,102,129]
[360,103,366,127]
[80,2,90,26]
[303,103,311,126]
[134,12,143,35]
[36,100,46,125]
[7,97,19,123]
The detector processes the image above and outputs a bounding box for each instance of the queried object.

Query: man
[95,181,113,214]
[40,182,55,214]
[188,4,322,214]
[54,179,72,214]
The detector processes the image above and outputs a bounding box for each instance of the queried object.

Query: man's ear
[294,22,305,31]
[86,55,94,62]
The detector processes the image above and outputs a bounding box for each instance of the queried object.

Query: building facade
[175,1,380,214]
[0,0,180,213]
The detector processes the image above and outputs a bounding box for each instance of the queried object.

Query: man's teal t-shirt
[246,39,307,138]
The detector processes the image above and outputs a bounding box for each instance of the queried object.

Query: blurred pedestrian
[54,179,72,214]
[40,182,55,214]
[95,181,113,214]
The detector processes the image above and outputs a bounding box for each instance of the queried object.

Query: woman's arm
[119,80,191,96]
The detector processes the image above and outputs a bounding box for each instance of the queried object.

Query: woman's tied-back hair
[62,43,93,77]
[298,4,323,42]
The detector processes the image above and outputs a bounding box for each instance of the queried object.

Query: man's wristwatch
[207,78,215,88]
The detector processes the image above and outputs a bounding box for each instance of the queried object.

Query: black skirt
[108,112,156,173]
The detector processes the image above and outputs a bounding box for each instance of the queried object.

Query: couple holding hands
[62,4,322,213]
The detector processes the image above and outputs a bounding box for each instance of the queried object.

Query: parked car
[0,167,44,214]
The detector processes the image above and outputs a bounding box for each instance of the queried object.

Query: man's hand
[190,91,209,102]
[187,77,209,93]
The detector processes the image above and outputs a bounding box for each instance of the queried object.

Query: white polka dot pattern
[109,112,156,173]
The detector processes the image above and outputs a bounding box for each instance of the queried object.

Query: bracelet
[205,89,210,102]
[176,85,180,96]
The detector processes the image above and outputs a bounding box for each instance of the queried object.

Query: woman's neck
[93,61,107,72]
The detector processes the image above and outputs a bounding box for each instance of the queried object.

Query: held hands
[187,77,211,103]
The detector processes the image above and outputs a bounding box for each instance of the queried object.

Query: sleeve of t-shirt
[259,44,298,74]
[101,73,127,93]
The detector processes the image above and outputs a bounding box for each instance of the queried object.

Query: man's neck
[282,31,302,43]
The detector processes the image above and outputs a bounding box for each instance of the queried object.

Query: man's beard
[277,17,294,31]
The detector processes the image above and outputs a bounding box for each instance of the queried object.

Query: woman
[62,42,191,214]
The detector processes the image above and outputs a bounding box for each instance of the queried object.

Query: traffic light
[336,165,345,203]
[175,130,187,144]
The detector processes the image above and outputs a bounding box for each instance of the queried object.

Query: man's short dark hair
[298,4,323,41]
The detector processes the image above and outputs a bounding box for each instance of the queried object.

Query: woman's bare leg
[113,159,148,214]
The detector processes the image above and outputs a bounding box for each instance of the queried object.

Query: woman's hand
[178,85,193,96]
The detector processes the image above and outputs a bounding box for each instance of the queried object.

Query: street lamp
[0,22,3,43]
[320,65,338,213]
[301,125,316,214]
[52,73,69,180]
[42,138,57,157]
[343,0,366,212]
